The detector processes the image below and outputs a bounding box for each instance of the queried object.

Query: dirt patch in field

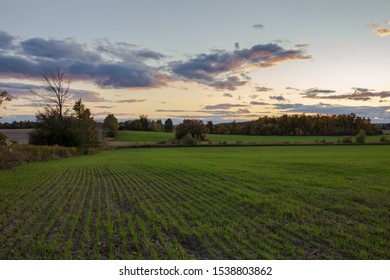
[0,129,32,144]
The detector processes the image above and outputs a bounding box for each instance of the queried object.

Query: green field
[115,130,387,144]
[1,146,389,259]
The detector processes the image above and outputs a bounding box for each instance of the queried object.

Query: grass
[114,130,386,144]
[115,130,174,142]
[0,145,389,259]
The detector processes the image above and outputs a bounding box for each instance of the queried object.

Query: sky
[1,0,390,124]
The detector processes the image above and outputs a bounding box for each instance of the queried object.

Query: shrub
[380,136,390,143]
[355,130,366,144]
[0,144,79,170]
[341,136,353,144]
[0,132,6,144]
[180,133,197,146]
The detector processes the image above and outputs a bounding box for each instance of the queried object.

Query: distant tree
[164,118,173,132]
[139,114,149,131]
[155,119,164,132]
[31,68,71,119]
[103,114,119,137]
[72,99,100,150]
[0,90,11,117]
[175,119,207,140]
[206,121,214,134]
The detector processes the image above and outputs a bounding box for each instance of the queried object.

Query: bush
[0,132,6,144]
[0,143,79,170]
[341,136,353,144]
[380,136,390,143]
[355,130,366,144]
[180,133,197,146]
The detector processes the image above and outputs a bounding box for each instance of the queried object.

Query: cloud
[250,101,269,105]
[171,43,310,90]
[116,99,146,103]
[269,95,286,101]
[71,89,107,102]
[0,82,38,99]
[236,108,250,114]
[223,93,233,98]
[369,22,390,37]
[210,76,248,90]
[302,87,390,101]
[255,86,273,92]
[95,105,115,109]
[286,87,300,91]
[0,81,110,104]
[21,38,100,62]
[204,103,248,110]
[372,28,390,37]
[253,24,264,29]
[295,44,310,48]
[0,32,167,89]
[274,102,390,121]
[0,31,15,50]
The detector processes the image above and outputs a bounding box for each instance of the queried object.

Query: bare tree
[31,68,71,118]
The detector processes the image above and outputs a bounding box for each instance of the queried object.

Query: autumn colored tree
[175,119,207,140]
[103,114,119,137]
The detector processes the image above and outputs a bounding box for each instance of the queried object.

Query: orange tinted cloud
[373,28,390,37]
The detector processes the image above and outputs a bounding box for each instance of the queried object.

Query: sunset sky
[1,0,390,123]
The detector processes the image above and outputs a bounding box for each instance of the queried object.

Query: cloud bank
[171,43,310,90]
[302,87,390,101]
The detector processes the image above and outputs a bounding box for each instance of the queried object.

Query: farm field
[114,130,387,144]
[0,146,389,259]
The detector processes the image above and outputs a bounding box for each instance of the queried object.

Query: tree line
[207,113,381,136]
[119,115,174,133]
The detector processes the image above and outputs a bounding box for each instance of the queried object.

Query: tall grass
[0,143,79,169]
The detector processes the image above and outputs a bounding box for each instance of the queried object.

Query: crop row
[1,146,390,259]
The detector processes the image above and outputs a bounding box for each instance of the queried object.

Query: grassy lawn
[115,130,387,144]
[1,146,389,259]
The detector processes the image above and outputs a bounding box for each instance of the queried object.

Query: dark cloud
[210,76,248,90]
[270,95,286,101]
[223,93,233,98]
[253,24,264,29]
[0,82,109,103]
[71,89,107,102]
[204,103,248,110]
[286,87,300,91]
[0,82,41,99]
[303,87,390,101]
[135,49,166,60]
[305,88,336,95]
[171,43,310,90]
[295,44,310,48]
[21,38,100,62]
[0,31,15,49]
[0,32,167,89]
[250,101,269,105]
[236,108,250,114]
[255,86,273,92]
